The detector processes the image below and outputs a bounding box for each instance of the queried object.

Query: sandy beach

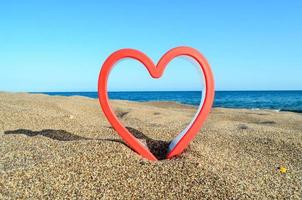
[0,92,301,199]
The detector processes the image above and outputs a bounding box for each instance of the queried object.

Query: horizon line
[25,89,302,93]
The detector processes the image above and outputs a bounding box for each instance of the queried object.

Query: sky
[0,0,301,92]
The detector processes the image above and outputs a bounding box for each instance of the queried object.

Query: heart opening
[106,56,206,160]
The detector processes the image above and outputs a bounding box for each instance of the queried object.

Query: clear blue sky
[0,0,301,92]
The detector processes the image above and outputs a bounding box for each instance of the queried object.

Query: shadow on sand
[4,127,170,160]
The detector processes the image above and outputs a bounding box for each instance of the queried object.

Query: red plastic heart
[98,46,215,160]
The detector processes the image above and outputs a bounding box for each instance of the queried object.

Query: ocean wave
[280,109,302,113]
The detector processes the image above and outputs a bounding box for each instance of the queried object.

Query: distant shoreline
[3,91,302,113]
[27,91,302,114]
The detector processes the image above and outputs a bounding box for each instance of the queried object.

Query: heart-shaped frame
[98,46,214,161]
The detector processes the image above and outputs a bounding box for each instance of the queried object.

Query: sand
[0,92,301,199]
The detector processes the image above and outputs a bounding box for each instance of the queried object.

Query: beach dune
[0,93,301,199]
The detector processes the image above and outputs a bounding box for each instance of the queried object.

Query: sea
[34,91,302,113]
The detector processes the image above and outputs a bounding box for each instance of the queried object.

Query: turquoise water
[36,91,302,113]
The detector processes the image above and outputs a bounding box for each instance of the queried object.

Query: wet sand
[0,92,301,199]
